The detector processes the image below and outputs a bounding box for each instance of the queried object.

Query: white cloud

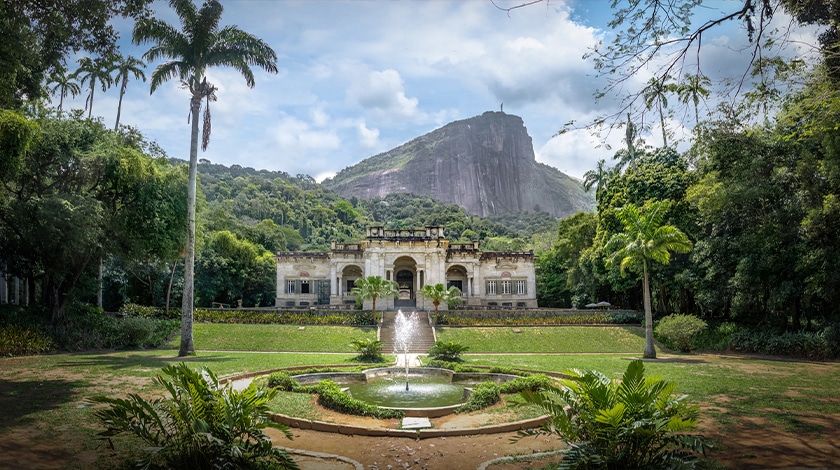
[346,68,422,121]
[356,122,380,148]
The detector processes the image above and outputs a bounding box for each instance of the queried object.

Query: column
[337,275,343,296]
[330,265,337,296]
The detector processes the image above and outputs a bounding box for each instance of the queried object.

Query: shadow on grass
[58,351,232,372]
[0,378,83,431]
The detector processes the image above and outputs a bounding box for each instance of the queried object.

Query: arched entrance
[393,256,417,308]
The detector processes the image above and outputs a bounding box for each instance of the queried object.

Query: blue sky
[56,0,817,181]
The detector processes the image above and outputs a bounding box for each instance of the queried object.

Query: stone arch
[393,256,418,302]
[446,264,468,294]
[341,264,363,296]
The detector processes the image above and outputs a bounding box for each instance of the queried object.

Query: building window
[487,280,496,295]
[501,280,512,295]
[300,280,310,294]
[516,280,526,295]
[286,280,295,294]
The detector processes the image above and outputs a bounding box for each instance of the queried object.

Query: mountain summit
[323,112,594,218]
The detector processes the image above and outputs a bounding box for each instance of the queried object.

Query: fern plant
[89,363,299,470]
[518,360,706,469]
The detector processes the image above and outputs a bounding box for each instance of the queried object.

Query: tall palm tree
[112,55,146,129]
[418,283,462,316]
[676,73,711,125]
[74,56,114,119]
[582,159,611,200]
[351,275,398,322]
[605,200,692,358]
[133,0,278,356]
[47,70,81,111]
[643,76,676,147]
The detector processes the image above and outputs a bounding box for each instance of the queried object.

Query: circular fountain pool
[291,367,520,417]
[345,374,467,408]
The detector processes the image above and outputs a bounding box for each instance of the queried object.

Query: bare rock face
[323,112,594,218]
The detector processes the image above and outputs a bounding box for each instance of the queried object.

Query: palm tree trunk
[166,259,177,313]
[179,95,200,357]
[643,265,656,359]
[115,78,127,130]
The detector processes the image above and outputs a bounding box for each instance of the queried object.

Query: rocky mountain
[322,112,594,218]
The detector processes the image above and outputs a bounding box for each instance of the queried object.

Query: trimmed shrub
[655,314,708,352]
[427,340,469,362]
[266,372,402,418]
[424,359,481,372]
[266,371,299,392]
[313,380,404,419]
[456,381,500,413]
[194,308,375,326]
[456,375,551,413]
[118,316,155,347]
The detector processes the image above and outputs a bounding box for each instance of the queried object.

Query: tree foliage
[0,112,186,322]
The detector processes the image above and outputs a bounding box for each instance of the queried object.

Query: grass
[435,325,651,353]
[166,323,378,351]
[3,324,840,469]
[464,353,840,434]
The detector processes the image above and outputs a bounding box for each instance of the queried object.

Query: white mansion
[275,226,537,310]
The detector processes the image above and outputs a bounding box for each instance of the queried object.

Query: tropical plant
[350,337,384,362]
[133,0,278,356]
[112,55,146,129]
[643,76,677,147]
[676,73,711,125]
[89,363,298,470]
[350,275,398,321]
[418,283,461,315]
[655,314,708,352]
[517,360,706,469]
[73,55,114,119]
[47,69,82,111]
[427,340,469,362]
[605,200,692,358]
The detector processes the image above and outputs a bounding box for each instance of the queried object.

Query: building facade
[275,226,537,310]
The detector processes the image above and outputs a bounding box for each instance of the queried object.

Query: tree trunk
[166,259,177,313]
[179,96,200,357]
[643,265,656,359]
[115,78,126,130]
[97,257,103,309]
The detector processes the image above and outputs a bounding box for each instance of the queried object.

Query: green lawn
[435,325,651,353]
[166,323,378,352]
[2,324,839,469]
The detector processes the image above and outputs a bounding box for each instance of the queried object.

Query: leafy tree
[418,283,461,315]
[73,55,115,119]
[0,113,186,322]
[133,0,278,356]
[0,0,153,108]
[605,200,692,358]
[350,275,398,321]
[112,55,146,129]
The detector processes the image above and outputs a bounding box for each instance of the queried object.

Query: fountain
[284,310,523,417]
[393,309,415,391]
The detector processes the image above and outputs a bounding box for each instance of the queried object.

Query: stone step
[379,310,437,354]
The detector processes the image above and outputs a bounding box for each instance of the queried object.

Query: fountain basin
[291,367,520,418]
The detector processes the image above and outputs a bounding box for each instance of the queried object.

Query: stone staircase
[379,310,437,354]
